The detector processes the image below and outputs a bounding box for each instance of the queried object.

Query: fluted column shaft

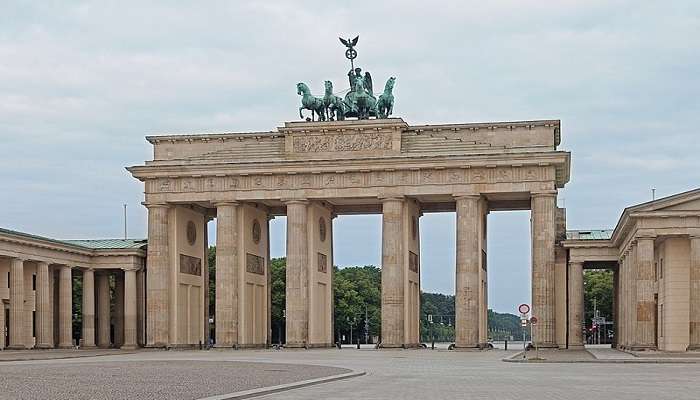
[122,269,138,349]
[58,265,73,348]
[634,236,656,349]
[531,191,557,347]
[285,200,309,347]
[82,269,96,348]
[689,235,700,349]
[35,261,52,348]
[381,197,405,348]
[568,261,584,349]
[97,272,111,348]
[215,202,239,347]
[146,204,170,347]
[8,258,26,349]
[454,195,481,348]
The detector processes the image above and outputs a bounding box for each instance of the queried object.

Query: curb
[198,370,366,400]
[502,355,700,364]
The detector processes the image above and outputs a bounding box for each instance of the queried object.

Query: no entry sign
[518,304,530,314]
[530,316,538,325]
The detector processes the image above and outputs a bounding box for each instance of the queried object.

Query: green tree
[270,257,286,344]
[584,269,614,329]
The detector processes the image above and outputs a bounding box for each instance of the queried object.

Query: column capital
[568,260,585,267]
[213,201,239,207]
[531,190,558,198]
[453,193,480,201]
[378,196,404,203]
[143,202,170,209]
[282,198,309,205]
[122,266,140,272]
[11,257,25,264]
[688,228,700,240]
[636,230,657,240]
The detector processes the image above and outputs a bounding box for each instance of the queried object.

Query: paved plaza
[1,348,700,399]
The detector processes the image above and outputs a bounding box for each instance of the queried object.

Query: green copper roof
[61,239,147,250]
[566,229,613,240]
[0,227,146,251]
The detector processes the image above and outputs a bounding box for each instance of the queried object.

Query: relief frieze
[292,132,392,153]
[146,165,548,194]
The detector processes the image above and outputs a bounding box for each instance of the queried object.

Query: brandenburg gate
[127,117,571,349]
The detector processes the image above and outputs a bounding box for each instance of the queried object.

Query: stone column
[35,261,52,348]
[8,258,26,349]
[57,265,73,348]
[81,268,96,348]
[381,197,405,348]
[122,268,138,349]
[146,204,170,347]
[97,272,111,348]
[690,233,700,350]
[634,235,656,350]
[214,202,239,347]
[531,191,557,347]
[454,195,481,348]
[0,301,4,350]
[285,199,309,348]
[567,261,584,349]
[114,272,124,347]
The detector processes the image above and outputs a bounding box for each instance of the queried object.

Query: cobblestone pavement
[1,348,699,399]
[0,357,350,400]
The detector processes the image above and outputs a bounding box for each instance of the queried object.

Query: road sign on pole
[518,304,530,314]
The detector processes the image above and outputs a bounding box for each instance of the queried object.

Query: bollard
[504,340,508,351]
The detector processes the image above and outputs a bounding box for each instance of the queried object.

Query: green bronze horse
[344,75,377,119]
[323,81,346,121]
[297,82,325,121]
[377,77,396,118]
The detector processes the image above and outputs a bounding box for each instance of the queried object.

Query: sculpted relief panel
[147,165,551,195]
[292,132,393,153]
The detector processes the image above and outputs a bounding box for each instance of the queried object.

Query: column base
[57,344,74,349]
[687,345,700,351]
[533,342,559,349]
[120,345,138,350]
[7,345,28,350]
[567,344,585,350]
[80,345,97,350]
[284,343,309,349]
[213,343,238,349]
[34,344,54,349]
[628,345,657,351]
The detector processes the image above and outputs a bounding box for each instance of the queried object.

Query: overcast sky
[1,1,698,313]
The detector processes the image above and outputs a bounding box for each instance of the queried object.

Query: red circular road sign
[530,316,538,325]
[518,304,530,314]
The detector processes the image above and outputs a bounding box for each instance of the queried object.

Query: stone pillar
[0,301,4,350]
[568,261,584,349]
[381,197,405,348]
[626,244,638,348]
[454,195,480,349]
[97,272,111,348]
[690,233,700,350]
[8,258,26,349]
[81,268,96,348]
[35,261,52,348]
[57,265,73,348]
[146,204,170,347]
[122,268,138,349]
[214,202,239,348]
[285,199,309,348]
[531,191,557,347]
[634,235,656,350]
[114,271,124,347]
